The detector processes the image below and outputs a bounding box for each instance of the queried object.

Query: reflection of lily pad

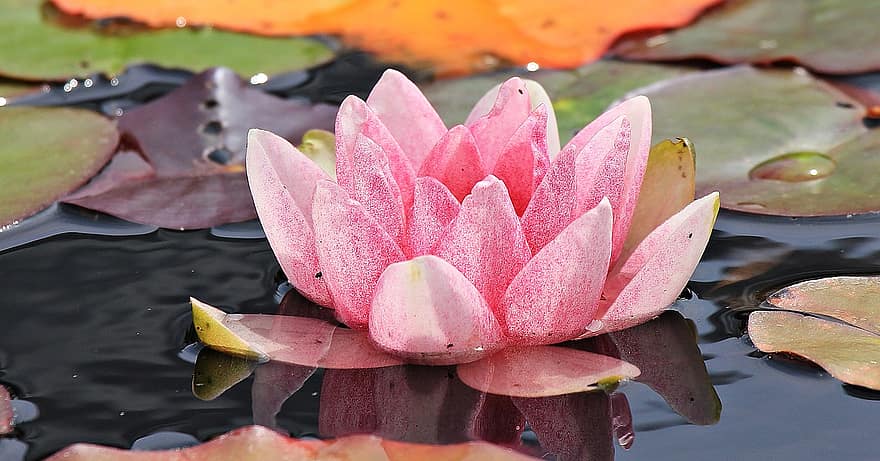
[627,66,880,217]
[1,106,118,226]
[0,0,334,81]
[614,0,880,75]
[749,276,880,390]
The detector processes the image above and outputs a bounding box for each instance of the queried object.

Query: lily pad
[613,0,880,75]
[624,65,880,216]
[0,106,118,227]
[423,61,692,144]
[749,276,880,390]
[0,0,334,81]
[64,68,337,229]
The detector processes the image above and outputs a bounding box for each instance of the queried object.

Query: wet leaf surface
[0,106,118,227]
[0,0,334,81]
[63,68,337,229]
[50,0,719,76]
[626,65,880,216]
[613,0,880,75]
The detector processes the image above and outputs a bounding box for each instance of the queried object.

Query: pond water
[3,59,880,460]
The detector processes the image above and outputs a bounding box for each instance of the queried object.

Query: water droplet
[474,345,484,352]
[119,411,126,416]
[249,73,269,85]
[175,16,187,27]
[525,61,539,72]
[585,319,604,332]
[83,78,94,88]
[749,152,836,182]
[0,97,7,107]
[227,313,244,321]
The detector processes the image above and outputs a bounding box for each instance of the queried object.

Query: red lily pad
[64,68,337,229]
[1,106,118,227]
[766,276,880,335]
[625,66,880,216]
[46,425,538,460]
[613,0,880,75]
[0,386,11,435]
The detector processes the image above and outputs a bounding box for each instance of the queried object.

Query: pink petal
[369,255,504,365]
[432,176,532,311]
[466,78,532,170]
[457,345,639,398]
[491,104,551,216]
[246,129,333,306]
[584,192,720,338]
[366,69,447,171]
[524,80,561,159]
[409,177,460,256]
[418,125,488,202]
[335,96,416,210]
[500,199,613,345]
[312,180,405,328]
[337,133,406,244]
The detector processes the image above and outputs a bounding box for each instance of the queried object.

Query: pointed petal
[466,78,531,170]
[584,192,719,338]
[419,125,488,201]
[246,129,333,306]
[366,69,447,171]
[369,255,504,365]
[457,346,639,398]
[336,96,416,210]
[337,133,406,244]
[313,180,405,328]
[492,105,551,216]
[501,199,613,345]
[409,177,460,256]
[433,176,532,311]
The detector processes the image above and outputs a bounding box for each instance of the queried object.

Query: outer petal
[366,69,447,171]
[369,255,504,365]
[433,176,532,312]
[418,125,488,202]
[501,199,613,345]
[313,180,405,328]
[466,78,531,170]
[338,133,406,244]
[409,177,460,256]
[582,192,720,338]
[335,96,416,210]
[246,129,333,306]
[491,104,551,216]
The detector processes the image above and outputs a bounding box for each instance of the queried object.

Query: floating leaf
[0,386,11,435]
[1,106,118,227]
[46,425,538,460]
[614,0,880,75]
[626,66,880,216]
[766,276,880,335]
[0,0,334,81]
[50,0,720,76]
[64,68,337,229]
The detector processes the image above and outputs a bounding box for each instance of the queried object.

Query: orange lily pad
[51,0,722,75]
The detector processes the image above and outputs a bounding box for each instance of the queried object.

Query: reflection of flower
[247,69,719,364]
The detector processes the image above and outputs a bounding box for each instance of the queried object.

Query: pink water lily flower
[246,69,719,366]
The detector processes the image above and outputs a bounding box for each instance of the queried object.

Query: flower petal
[366,69,447,172]
[501,199,612,345]
[246,129,333,306]
[433,176,532,311]
[313,180,405,328]
[491,104,551,216]
[335,95,416,210]
[369,255,504,365]
[466,77,532,170]
[584,192,719,338]
[338,133,406,244]
[418,125,488,201]
[409,177,460,256]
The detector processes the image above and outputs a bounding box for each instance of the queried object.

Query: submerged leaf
[0,0,334,80]
[766,276,880,336]
[0,106,118,227]
[64,68,337,229]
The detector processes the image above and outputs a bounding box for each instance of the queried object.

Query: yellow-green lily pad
[0,0,334,81]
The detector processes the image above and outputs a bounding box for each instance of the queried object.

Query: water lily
[246,69,719,365]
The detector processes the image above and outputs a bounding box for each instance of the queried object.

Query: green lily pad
[613,0,880,75]
[0,106,118,227]
[0,0,334,81]
[749,276,880,390]
[627,65,880,216]
[422,60,692,145]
